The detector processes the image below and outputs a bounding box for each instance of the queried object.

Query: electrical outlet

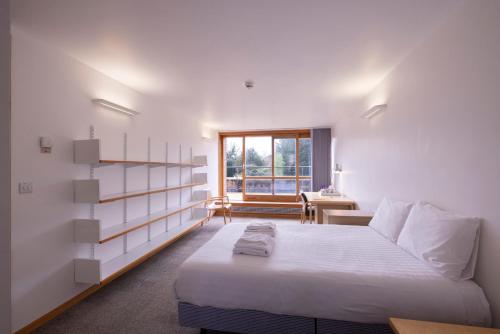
[18,182,33,194]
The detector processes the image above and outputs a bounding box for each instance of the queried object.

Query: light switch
[18,182,33,194]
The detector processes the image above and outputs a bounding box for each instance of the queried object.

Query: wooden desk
[323,209,373,226]
[390,318,500,334]
[303,192,355,224]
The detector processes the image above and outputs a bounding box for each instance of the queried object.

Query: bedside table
[389,318,500,334]
[323,209,373,226]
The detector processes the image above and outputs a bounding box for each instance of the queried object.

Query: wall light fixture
[361,104,387,119]
[92,99,139,117]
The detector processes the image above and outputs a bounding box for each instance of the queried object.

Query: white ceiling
[11,0,461,130]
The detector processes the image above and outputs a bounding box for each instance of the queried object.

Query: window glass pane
[245,179,272,194]
[274,138,296,176]
[226,178,243,193]
[299,179,312,193]
[245,136,272,176]
[274,179,296,195]
[225,137,243,195]
[299,138,312,176]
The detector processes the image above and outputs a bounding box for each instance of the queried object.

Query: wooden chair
[206,195,232,224]
[300,192,315,224]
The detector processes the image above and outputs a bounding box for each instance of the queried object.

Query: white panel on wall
[74,179,100,203]
[74,139,100,164]
[74,259,101,284]
[193,190,209,201]
[74,219,101,243]
[193,155,208,166]
[193,173,208,184]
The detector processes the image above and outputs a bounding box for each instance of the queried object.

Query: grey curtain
[312,128,331,191]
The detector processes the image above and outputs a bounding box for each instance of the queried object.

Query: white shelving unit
[74,139,207,168]
[73,132,209,284]
[73,177,207,204]
[74,198,207,244]
[75,208,208,284]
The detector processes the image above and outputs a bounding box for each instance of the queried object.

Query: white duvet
[175,223,491,326]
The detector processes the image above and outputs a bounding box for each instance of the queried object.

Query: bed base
[178,302,393,334]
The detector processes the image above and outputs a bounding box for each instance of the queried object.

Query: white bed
[175,223,491,326]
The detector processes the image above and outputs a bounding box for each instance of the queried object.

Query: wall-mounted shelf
[75,191,209,243]
[74,139,207,168]
[73,131,210,286]
[74,173,208,204]
[75,209,208,284]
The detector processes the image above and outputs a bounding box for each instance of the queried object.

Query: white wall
[335,0,500,326]
[11,29,217,332]
[0,0,11,333]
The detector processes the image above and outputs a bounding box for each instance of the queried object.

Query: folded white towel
[233,247,271,257]
[246,222,276,231]
[233,232,275,257]
[245,229,275,237]
[234,232,274,249]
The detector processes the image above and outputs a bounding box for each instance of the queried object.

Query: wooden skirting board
[220,211,300,219]
[214,210,301,219]
[229,200,302,208]
[213,200,302,219]
[15,218,208,334]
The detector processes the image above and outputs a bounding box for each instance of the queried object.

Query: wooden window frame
[219,129,311,202]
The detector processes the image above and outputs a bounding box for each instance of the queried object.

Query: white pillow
[461,229,480,280]
[369,198,413,242]
[397,202,480,281]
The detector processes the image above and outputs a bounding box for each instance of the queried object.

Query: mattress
[175,223,491,326]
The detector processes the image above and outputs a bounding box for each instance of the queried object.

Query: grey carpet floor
[34,217,296,334]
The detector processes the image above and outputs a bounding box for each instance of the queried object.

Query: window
[220,129,311,201]
[274,138,296,176]
[273,138,296,195]
[225,137,243,199]
[245,179,272,194]
[299,179,312,193]
[298,137,312,193]
[274,179,296,195]
[244,136,272,195]
[245,136,272,176]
